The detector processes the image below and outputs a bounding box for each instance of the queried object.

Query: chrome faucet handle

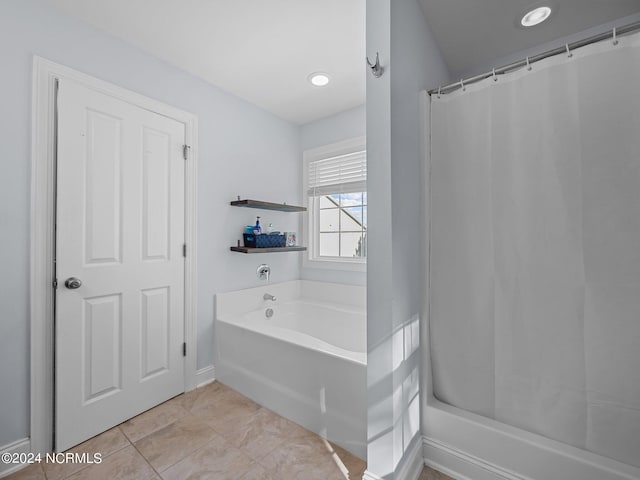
[257,264,270,280]
[263,293,276,301]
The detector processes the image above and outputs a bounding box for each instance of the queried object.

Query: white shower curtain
[429,32,640,468]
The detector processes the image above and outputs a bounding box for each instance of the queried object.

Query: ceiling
[419,0,640,76]
[46,1,640,124]
[45,0,366,125]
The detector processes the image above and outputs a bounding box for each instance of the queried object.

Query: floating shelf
[230,246,307,254]
[230,199,306,212]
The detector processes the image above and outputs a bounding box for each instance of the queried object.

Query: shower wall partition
[427,31,640,475]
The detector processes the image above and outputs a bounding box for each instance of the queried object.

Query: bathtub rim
[250,297,366,316]
[217,310,367,366]
[422,393,640,480]
[215,279,366,320]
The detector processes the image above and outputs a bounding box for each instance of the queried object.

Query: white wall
[365,0,450,477]
[300,104,366,150]
[299,104,367,286]
[0,0,301,448]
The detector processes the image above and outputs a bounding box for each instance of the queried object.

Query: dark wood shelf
[230,199,306,212]
[230,246,307,254]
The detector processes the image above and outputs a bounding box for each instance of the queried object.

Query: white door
[55,78,186,451]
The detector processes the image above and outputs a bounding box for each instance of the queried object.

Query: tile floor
[6,381,453,480]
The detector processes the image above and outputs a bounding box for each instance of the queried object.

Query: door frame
[30,56,199,454]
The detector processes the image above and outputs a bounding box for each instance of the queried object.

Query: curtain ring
[492,68,498,82]
[566,44,573,58]
[613,27,619,46]
[526,57,532,71]
[460,79,466,92]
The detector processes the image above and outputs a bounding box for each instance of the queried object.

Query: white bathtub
[422,357,640,480]
[215,280,366,459]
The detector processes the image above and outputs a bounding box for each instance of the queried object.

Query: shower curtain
[429,33,640,468]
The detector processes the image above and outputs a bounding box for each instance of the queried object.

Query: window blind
[307,150,367,196]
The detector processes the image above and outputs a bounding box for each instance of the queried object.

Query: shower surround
[424,30,640,480]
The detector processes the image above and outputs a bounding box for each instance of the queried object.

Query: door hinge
[183,342,187,357]
[182,144,191,160]
[183,244,187,257]
[53,279,58,289]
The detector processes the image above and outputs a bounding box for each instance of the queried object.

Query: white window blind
[307,150,367,196]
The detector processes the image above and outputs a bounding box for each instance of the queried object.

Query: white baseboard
[362,437,424,480]
[362,470,382,480]
[0,438,31,478]
[423,436,529,480]
[194,365,216,389]
[397,438,426,480]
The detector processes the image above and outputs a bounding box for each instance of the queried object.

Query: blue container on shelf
[243,233,257,248]
[256,234,286,248]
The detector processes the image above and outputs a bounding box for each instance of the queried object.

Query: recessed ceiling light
[308,72,330,87]
[521,6,552,27]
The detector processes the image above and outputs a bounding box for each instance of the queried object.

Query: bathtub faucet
[257,264,270,280]
[263,293,276,301]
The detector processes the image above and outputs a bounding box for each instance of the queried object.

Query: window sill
[302,257,366,273]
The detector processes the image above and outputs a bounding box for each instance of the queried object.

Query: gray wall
[458,12,640,79]
[299,104,367,287]
[0,0,302,447]
[366,0,450,477]
[419,9,640,480]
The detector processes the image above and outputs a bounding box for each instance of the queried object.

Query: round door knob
[64,277,82,289]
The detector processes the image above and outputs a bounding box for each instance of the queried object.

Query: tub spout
[263,293,276,301]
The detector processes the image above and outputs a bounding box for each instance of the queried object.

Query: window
[303,137,366,271]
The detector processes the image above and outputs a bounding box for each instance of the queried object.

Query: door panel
[84,109,122,265]
[83,294,122,401]
[142,127,171,261]
[140,286,170,379]
[56,78,185,451]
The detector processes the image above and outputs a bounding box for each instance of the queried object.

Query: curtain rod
[428,20,640,96]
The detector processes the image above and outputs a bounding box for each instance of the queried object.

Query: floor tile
[237,462,275,480]
[63,445,158,480]
[258,431,349,480]
[119,400,190,443]
[213,406,310,461]
[168,381,228,414]
[43,427,130,480]
[193,387,261,431]
[3,463,45,480]
[329,442,367,479]
[13,381,377,480]
[134,414,218,472]
[160,435,256,480]
[164,382,222,413]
